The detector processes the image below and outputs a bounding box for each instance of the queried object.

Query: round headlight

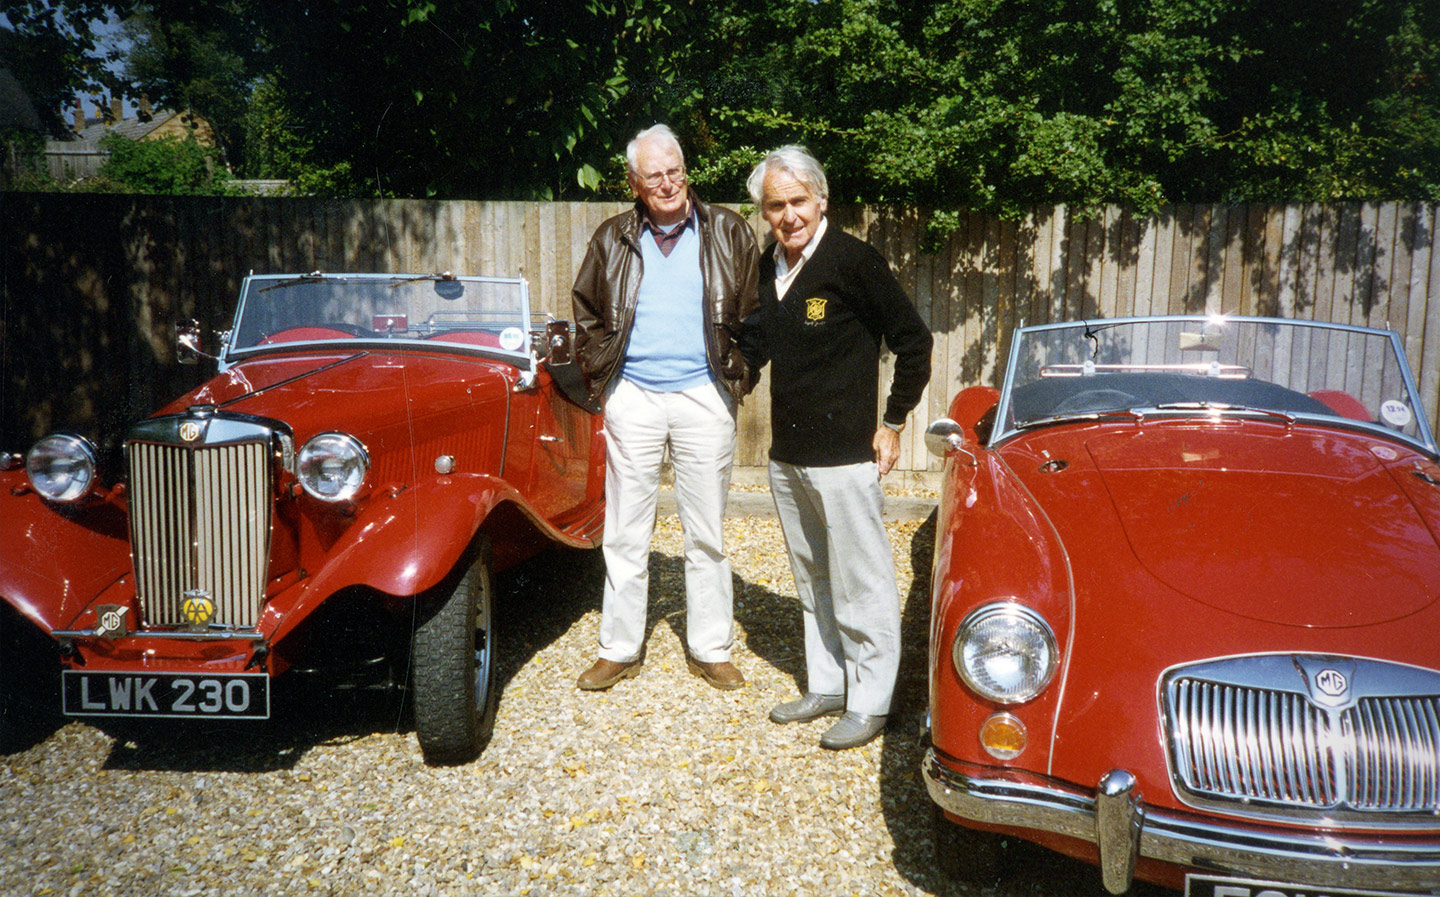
[25,434,98,503]
[296,432,369,501]
[952,602,1058,704]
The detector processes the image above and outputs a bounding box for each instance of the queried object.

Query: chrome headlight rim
[952,601,1059,705]
[25,433,99,503]
[295,431,370,502]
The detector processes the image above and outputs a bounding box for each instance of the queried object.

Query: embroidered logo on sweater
[805,297,827,322]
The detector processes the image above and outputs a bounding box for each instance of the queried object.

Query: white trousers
[769,460,901,717]
[598,377,736,663]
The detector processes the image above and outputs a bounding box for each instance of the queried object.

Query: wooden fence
[2,194,1437,483]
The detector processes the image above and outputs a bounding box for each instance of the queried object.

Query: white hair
[747,145,829,206]
[625,124,685,176]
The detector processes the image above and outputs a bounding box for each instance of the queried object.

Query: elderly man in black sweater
[741,145,933,750]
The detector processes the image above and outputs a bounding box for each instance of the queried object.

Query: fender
[266,472,590,644]
[0,476,132,633]
[929,447,1073,770]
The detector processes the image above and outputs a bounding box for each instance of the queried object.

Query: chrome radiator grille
[1165,656,1440,823]
[127,439,273,628]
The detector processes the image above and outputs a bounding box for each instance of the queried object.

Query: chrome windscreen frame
[219,273,538,376]
[989,316,1438,457]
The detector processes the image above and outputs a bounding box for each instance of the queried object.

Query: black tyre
[411,541,497,764]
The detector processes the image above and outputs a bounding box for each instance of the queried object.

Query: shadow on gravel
[609,549,806,689]
[1,602,65,754]
[732,576,806,689]
[879,511,1178,897]
[90,545,606,773]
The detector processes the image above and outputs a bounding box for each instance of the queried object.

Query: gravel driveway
[1,503,1172,897]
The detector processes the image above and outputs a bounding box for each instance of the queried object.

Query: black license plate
[63,670,269,719]
[1186,874,1428,897]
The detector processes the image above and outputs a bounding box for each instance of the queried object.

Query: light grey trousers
[769,459,902,717]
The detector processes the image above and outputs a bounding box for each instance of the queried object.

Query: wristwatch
[883,420,905,433]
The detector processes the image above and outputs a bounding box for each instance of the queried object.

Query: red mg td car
[923,315,1440,896]
[0,273,603,764]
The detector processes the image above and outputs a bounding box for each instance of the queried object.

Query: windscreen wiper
[257,271,326,292]
[388,272,458,287]
[1012,408,1147,430]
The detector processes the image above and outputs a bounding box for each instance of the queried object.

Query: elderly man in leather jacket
[570,124,760,692]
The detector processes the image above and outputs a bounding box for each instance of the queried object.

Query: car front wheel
[411,540,497,764]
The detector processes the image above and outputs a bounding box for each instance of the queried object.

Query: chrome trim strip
[923,749,1440,894]
[54,629,265,642]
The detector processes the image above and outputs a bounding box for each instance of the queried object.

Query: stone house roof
[72,107,217,146]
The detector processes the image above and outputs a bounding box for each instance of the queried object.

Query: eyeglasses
[637,167,687,189]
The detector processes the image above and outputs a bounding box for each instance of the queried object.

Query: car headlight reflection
[25,434,99,502]
[296,432,369,501]
[953,602,1058,704]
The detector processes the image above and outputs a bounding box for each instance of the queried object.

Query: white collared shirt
[772,216,828,301]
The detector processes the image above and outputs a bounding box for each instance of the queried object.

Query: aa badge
[182,590,216,630]
[805,297,827,321]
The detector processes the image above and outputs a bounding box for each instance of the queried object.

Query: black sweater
[743,226,933,467]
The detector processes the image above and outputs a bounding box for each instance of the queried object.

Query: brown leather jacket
[571,191,760,407]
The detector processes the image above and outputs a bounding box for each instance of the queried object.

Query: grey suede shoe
[768,692,845,724]
[819,712,887,750]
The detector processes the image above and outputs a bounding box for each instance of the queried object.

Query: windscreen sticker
[499,327,525,351]
[1380,399,1413,428]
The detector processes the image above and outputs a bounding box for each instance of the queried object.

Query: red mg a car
[923,315,1440,895]
[0,273,603,764]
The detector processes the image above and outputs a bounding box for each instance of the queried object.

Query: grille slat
[1350,696,1440,811]
[128,439,272,629]
[1168,664,1440,820]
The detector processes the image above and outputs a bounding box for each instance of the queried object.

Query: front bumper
[923,748,1440,895]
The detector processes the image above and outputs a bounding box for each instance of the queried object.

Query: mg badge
[179,421,202,442]
[182,590,216,630]
[94,604,130,639]
[1314,668,1349,698]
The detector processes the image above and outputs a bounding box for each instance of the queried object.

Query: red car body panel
[928,370,1440,890]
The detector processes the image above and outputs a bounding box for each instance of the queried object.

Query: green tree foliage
[120,2,255,173]
[94,131,231,193]
[689,0,1440,212]
[191,0,701,198]
[7,0,1438,207]
[0,1,137,138]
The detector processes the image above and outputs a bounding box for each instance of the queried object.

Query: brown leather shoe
[687,657,745,690]
[576,657,642,690]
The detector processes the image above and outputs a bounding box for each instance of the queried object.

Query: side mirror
[177,319,222,364]
[177,319,204,364]
[925,418,964,457]
[926,417,977,466]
